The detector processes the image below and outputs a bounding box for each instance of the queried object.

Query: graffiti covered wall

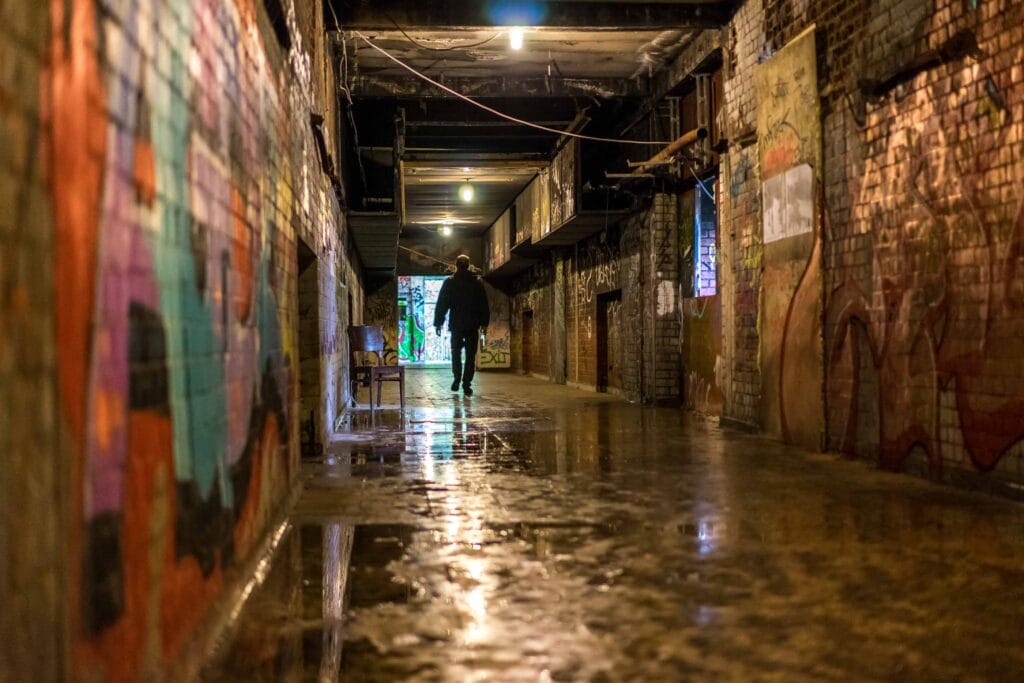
[0,3,63,679]
[754,25,825,449]
[365,280,400,366]
[511,259,556,379]
[478,281,512,369]
[824,0,1024,493]
[509,197,678,404]
[0,0,359,679]
[681,185,724,416]
[712,0,1024,494]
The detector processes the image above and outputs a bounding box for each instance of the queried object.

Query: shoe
[451,380,460,392]
[463,386,473,397]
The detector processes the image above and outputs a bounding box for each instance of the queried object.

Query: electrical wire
[399,244,455,269]
[354,31,677,146]
[388,17,501,52]
[326,6,369,192]
[398,245,485,274]
[682,156,715,200]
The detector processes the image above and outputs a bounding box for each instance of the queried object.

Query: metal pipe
[632,126,707,173]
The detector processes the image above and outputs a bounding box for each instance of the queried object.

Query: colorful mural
[397,276,427,362]
[42,0,340,677]
[479,281,511,369]
[398,276,451,365]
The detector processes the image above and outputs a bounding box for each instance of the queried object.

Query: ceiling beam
[405,120,572,128]
[333,1,734,30]
[620,28,721,135]
[402,151,552,163]
[349,74,645,99]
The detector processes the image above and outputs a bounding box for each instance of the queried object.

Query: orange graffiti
[92,387,126,454]
[43,0,107,658]
[232,186,253,321]
[233,414,279,558]
[134,138,156,207]
[44,0,106,451]
[762,140,799,179]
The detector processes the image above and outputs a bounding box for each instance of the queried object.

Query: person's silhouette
[434,255,490,396]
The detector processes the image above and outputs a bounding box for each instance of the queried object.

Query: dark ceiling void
[331,1,734,30]
[350,74,646,99]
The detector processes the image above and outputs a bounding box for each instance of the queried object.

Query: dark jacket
[434,269,490,331]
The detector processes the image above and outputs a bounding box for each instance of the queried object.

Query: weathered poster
[754,25,825,449]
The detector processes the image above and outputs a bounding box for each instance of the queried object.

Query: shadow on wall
[825,1,1024,488]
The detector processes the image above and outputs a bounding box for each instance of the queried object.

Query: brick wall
[717,142,763,427]
[511,259,555,378]
[718,0,766,429]
[713,0,1024,494]
[0,3,62,680]
[644,194,682,403]
[0,0,362,680]
[509,194,679,404]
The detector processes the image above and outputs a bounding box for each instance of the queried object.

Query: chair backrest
[348,325,385,365]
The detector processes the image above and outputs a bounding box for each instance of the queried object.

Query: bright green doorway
[397,276,451,366]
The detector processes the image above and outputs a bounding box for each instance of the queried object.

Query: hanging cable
[398,245,486,274]
[399,244,455,269]
[326,6,369,192]
[353,31,677,146]
[388,17,501,52]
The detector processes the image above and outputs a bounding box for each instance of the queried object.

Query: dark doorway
[597,290,623,393]
[297,239,321,459]
[521,310,534,375]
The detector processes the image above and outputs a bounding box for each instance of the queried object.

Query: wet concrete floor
[206,369,1024,681]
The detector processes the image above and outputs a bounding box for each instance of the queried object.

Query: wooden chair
[348,325,405,415]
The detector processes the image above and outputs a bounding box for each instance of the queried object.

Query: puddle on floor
[205,372,1024,682]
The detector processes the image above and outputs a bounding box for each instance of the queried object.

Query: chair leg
[368,379,375,418]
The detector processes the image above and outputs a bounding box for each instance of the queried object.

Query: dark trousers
[450,328,479,387]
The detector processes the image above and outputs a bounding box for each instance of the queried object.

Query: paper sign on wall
[762,163,813,243]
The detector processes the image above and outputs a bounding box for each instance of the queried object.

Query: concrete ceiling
[401,161,544,236]
[351,29,694,83]
[336,0,733,269]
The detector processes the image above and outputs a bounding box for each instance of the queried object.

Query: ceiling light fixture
[459,180,474,203]
[509,27,525,51]
[440,224,453,237]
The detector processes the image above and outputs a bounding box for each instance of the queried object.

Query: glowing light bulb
[459,182,474,203]
[440,224,453,237]
[509,27,524,51]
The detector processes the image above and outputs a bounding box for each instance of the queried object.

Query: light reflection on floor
[205,369,1024,682]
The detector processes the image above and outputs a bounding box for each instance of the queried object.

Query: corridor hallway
[8,0,1024,679]
[206,370,1024,681]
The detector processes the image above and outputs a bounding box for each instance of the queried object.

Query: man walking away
[434,255,490,396]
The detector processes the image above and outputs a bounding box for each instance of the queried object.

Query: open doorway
[521,310,534,375]
[597,290,623,393]
[397,276,451,366]
[297,239,321,458]
[694,178,717,296]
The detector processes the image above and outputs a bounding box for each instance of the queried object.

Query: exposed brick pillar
[643,194,682,403]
